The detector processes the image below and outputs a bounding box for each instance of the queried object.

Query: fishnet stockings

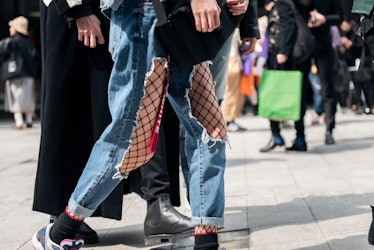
[119,60,167,174]
[119,61,226,175]
[195,225,218,234]
[189,62,226,140]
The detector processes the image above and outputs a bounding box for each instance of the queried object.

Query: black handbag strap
[151,0,168,25]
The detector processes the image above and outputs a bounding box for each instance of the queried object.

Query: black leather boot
[260,135,285,152]
[286,137,307,152]
[144,193,194,246]
[368,205,374,245]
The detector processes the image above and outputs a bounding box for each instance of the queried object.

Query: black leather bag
[152,0,243,67]
[292,13,316,65]
[0,46,24,83]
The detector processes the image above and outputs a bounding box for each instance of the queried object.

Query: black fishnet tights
[195,225,218,234]
[120,60,167,174]
[119,61,226,175]
[189,62,226,140]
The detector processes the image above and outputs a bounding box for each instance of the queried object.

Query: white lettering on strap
[43,0,52,6]
[67,0,83,8]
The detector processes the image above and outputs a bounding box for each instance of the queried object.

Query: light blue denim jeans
[68,0,226,226]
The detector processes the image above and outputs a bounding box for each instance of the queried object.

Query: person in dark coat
[0,16,38,129]
[32,0,192,245]
[260,0,311,152]
[293,0,343,145]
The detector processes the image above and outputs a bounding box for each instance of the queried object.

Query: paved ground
[1,108,374,250]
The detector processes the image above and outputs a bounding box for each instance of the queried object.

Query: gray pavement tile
[2,109,374,249]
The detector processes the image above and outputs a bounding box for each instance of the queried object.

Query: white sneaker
[227,121,246,132]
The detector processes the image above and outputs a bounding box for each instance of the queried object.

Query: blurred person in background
[293,0,343,145]
[0,16,38,129]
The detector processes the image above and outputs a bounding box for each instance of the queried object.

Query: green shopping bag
[258,70,303,121]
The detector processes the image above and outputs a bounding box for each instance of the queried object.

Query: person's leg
[13,111,24,129]
[137,123,193,246]
[315,49,337,144]
[260,120,285,152]
[287,60,309,151]
[308,70,324,117]
[221,57,246,132]
[4,79,26,129]
[35,1,167,246]
[361,76,374,114]
[168,61,227,249]
[25,111,34,127]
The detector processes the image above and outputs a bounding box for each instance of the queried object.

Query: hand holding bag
[151,0,243,67]
[258,70,303,121]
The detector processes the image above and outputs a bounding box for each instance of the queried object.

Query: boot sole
[144,229,194,246]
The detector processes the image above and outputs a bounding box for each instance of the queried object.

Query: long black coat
[32,0,181,220]
[266,0,297,69]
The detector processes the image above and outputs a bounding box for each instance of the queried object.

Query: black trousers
[128,99,181,206]
[314,48,338,132]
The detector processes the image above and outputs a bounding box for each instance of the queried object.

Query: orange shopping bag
[240,55,255,96]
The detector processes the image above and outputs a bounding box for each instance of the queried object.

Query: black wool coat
[33,0,181,220]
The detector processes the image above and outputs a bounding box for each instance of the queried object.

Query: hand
[241,37,257,57]
[307,10,326,28]
[190,0,221,33]
[276,54,288,64]
[226,0,249,16]
[76,14,105,48]
[341,36,352,49]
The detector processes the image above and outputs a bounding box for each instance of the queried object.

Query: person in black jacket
[0,16,38,129]
[294,0,343,145]
[32,0,192,246]
[260,0,312,152]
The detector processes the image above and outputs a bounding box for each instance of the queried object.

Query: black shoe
[368,205,374,245]
[325,131,335,145]
[286,138,307,152]
[75,222,99,244]
[144,193,194,246]
[260,136,285,152]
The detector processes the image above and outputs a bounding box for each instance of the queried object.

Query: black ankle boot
[368,205,374,245]
[260,135,285,152]
[144,193,194,246]
[286,137,307,152]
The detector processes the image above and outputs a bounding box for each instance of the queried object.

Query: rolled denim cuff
[68,196,95,218]
[191,216,224,227]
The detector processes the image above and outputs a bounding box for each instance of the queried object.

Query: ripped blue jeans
[68,0,227,226]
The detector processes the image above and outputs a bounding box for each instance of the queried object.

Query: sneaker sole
[144,229,194,246]
[32,232,44,250]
